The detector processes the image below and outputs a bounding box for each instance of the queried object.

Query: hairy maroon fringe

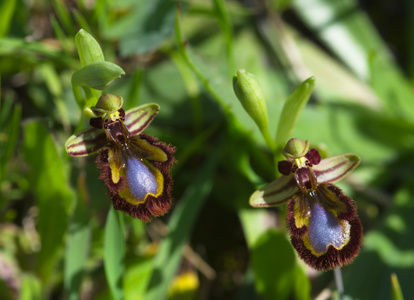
[286,195,308,237]
[286,183,363,271]
[96,133,176,222]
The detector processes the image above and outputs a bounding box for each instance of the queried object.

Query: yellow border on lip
[117,158,164,205]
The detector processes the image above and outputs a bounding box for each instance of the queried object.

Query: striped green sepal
[124,103,160,136]
[65,127,107,157]
[249,175,299,208]
[313,154,360,184]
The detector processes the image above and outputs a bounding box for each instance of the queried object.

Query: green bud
[75,29,105,67]
[275,76,315,148]
[91,94,123,117]
[281,138,309,159]
[72,61,125,90]
[233,69,269,131]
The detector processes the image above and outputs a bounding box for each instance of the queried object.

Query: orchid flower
[250,138,362,271]
[65,94,175,222]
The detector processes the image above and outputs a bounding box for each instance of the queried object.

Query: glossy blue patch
[308,202,348,254]
[126,157,158,201]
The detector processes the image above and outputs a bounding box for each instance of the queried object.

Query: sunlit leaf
[251,229,308,300]
[64,179,91,300]
[104,207,125,300]
[22,121,73,284]
[143,143,221,300]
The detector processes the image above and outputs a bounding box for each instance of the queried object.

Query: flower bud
[72,61,125,90]
[75,29,105,67]
[275,76,315,147]
[233,69,269,131]
[281,138,310,159]
[91,94,124,117]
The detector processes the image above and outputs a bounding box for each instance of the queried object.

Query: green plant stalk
[260,126,280,178]
[334,267,344,300]
[391,273,404,300]
[83,86,98,108]
[170,50,203,132]
[175,5,227,111]
[261,126,276,153]
[213,0,234,77]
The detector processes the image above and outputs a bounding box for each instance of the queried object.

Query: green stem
[175,5,227,111]
[72,84,84,109]
[260,126,280,176]
[83,86,96,108]
[334,267,344,300]
[260,126,276,154]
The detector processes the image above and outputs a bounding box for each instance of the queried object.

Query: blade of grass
[50,16,72,54]
[73,10,92,35]
[144,141,222,300]
[0,102,21,183]
[22,121,73,285]
[64,172,91,300]
[39,64,71,132]
[391,273,404,300]
[0,0,17,37]
[52,0,75,36]
[293,0,414,120]
[213,0,234,76]
[104,207,125,300]
[19,273,42,300]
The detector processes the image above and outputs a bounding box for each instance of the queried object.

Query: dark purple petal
[305,148,321,165]
[90,117,104,129]
[278,160,293,175]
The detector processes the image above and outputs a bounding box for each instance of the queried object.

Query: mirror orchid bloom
[250,138,362,271]
[65,94,175,222]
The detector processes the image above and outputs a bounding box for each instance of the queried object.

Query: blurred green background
[1,0,414,299]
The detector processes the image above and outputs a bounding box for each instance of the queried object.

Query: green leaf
[0,0,16,37]
[115,0,177,55]
[238,209,272,248]
[22,121,73,284]
[391,273,405,300]
[72,61,125,90]
[124,258,153,300]
[212,0,234,73]
[143,143,221,300]
[0,101,21,182]
[292,0,414,120]
[104,207,125,300]
[293,265,310,300]
[275,76,315,148]
[251,229,306,300]
[52,0,74,36]
[64,179,91,300]
[19,273,42,300]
